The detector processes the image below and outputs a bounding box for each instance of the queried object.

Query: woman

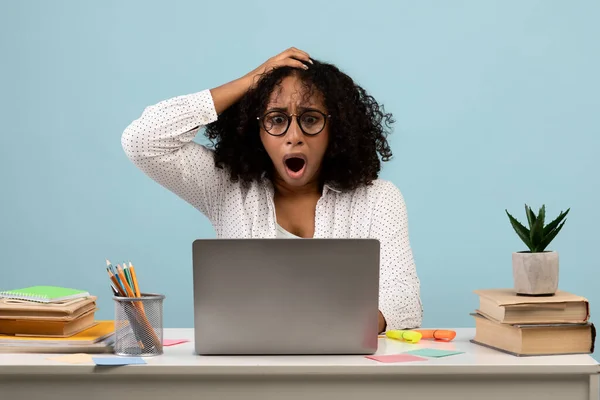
[121,47,422,332]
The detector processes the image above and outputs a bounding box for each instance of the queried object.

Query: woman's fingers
[245,47,312,85]
[289,47,312,63]
[276,58,309,70]
[276,47,312,64]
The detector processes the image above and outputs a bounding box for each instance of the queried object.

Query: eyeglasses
[257,110,331,137]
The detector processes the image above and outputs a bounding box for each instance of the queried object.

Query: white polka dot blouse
[121,89,423,330]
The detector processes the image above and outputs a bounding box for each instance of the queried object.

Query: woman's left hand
[378,311,386,333]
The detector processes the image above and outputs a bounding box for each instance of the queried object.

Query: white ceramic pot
[512,251,559,296]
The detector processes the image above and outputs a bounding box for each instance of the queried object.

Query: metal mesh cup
[113,293,165,356]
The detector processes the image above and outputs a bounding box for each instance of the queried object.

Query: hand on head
[243,47,313,88]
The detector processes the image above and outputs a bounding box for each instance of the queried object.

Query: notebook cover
[0,320,114,345]
[470,312,591,328]
[0,286,90,303]
[470,339,594,357]
[473,288,588,306]
[474,308,590,326]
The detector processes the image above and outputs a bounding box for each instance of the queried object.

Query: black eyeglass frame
[256,110,331,137]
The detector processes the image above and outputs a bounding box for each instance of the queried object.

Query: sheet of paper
[47,353,94,364]
[366,354,427,363]
[163,339,189,346]
[404,348,464,358]
[92,356,146,366]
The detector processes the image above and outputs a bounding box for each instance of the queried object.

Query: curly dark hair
[204,59,395,190]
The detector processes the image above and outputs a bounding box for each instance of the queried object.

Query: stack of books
[471,288,595,356]
[0,285,114,353]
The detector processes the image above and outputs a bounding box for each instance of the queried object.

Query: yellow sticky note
[47,353,94,364]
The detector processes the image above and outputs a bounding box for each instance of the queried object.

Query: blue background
[1,1,598,355]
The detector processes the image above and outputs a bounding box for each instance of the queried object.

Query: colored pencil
[123,262,134,289]
[116,264,136,297]
[127,261,145,312]
[106,259,114,275]
[106,268,126,297]
[128,261,141,297]
[106,259,119,280]
[113,271,127,295]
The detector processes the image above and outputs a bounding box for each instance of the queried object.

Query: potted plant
[505,204,570,296]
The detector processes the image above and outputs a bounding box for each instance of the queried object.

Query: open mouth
[283,154,307,179]
[285,157,305,172]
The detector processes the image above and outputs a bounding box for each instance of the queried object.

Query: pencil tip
[106,259,111,266]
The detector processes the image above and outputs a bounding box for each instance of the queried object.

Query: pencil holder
[113,293,165,357]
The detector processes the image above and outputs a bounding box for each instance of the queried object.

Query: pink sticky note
[163,339,190,346]
[366,354,427,363]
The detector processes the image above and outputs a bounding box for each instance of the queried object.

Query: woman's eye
[271,116,286,125]
[301,115,319,125]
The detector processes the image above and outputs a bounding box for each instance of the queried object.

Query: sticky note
[163,339,189,346]
[366,354,427,363]
[92,356,146,366]
[404,348,464,358]
[47,353,94,364]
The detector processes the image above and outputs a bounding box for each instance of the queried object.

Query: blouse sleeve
[121,89,227,223]
[370,181,423,330]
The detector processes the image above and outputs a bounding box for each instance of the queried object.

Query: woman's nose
[286,118,304,145]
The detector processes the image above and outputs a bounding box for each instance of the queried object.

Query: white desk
[0,328,597,400]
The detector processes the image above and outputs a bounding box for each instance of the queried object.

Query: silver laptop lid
[192,238,380,355]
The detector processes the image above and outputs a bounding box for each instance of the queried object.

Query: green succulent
[505,204,569,252]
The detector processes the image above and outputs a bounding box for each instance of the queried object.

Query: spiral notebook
[0,286,90,303]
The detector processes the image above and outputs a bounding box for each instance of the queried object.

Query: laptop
[192,238,380,355]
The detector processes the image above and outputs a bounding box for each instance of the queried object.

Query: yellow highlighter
[385,330,423,344]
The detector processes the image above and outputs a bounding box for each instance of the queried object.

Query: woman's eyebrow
[265,106,289,112]
[297,105,324,112]
[264,105,326,113]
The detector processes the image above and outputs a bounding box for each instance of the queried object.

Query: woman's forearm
[209,76,253,115]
